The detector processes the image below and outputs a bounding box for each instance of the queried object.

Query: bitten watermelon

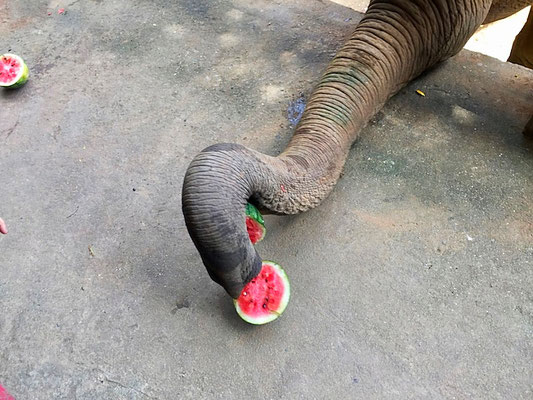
[245,203,265,244]
[0,54,29,88]
[234,261,290,325]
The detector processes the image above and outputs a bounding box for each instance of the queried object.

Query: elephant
[182,0,533,299]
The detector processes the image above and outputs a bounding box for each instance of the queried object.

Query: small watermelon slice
[0,53,29,88]
[234,261,290,325]
[245,203,266,244]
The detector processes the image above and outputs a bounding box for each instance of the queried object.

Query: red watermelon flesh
[245,203,265,244]
[234,261,290,324]
[246,217,264,244]
[0,56,20,84]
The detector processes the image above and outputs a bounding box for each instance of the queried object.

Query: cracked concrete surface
[1,0,532,399]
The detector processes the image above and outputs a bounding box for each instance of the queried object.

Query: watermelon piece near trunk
[0,53,29,88]
[245,203,266,244]
[234,261,290,325]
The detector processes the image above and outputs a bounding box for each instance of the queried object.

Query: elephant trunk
[182,0,492,297]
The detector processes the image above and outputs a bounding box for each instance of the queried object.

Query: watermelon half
[234,261,290,325]
[0,53,29,88]
[245,203,265,244]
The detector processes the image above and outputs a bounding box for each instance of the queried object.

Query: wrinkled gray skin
[182,0,533,299]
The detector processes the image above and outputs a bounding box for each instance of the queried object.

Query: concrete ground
[1,0,532,398]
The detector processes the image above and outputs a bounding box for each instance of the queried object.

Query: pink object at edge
[0,384,15,400]
[0,218,7,234]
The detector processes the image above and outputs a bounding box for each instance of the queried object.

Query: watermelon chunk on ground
[234,261,290,325]
[0,53,29,88]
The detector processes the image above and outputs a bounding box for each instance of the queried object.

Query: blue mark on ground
[287,94,306,127]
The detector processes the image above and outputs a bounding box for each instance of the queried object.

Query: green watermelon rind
[245,203,264,226]
[245,203,266,243]
[233,260,291,325]
[0,54,29,88]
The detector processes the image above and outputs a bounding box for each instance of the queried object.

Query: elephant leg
[508,6,533,68]
[506,6,533,137]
